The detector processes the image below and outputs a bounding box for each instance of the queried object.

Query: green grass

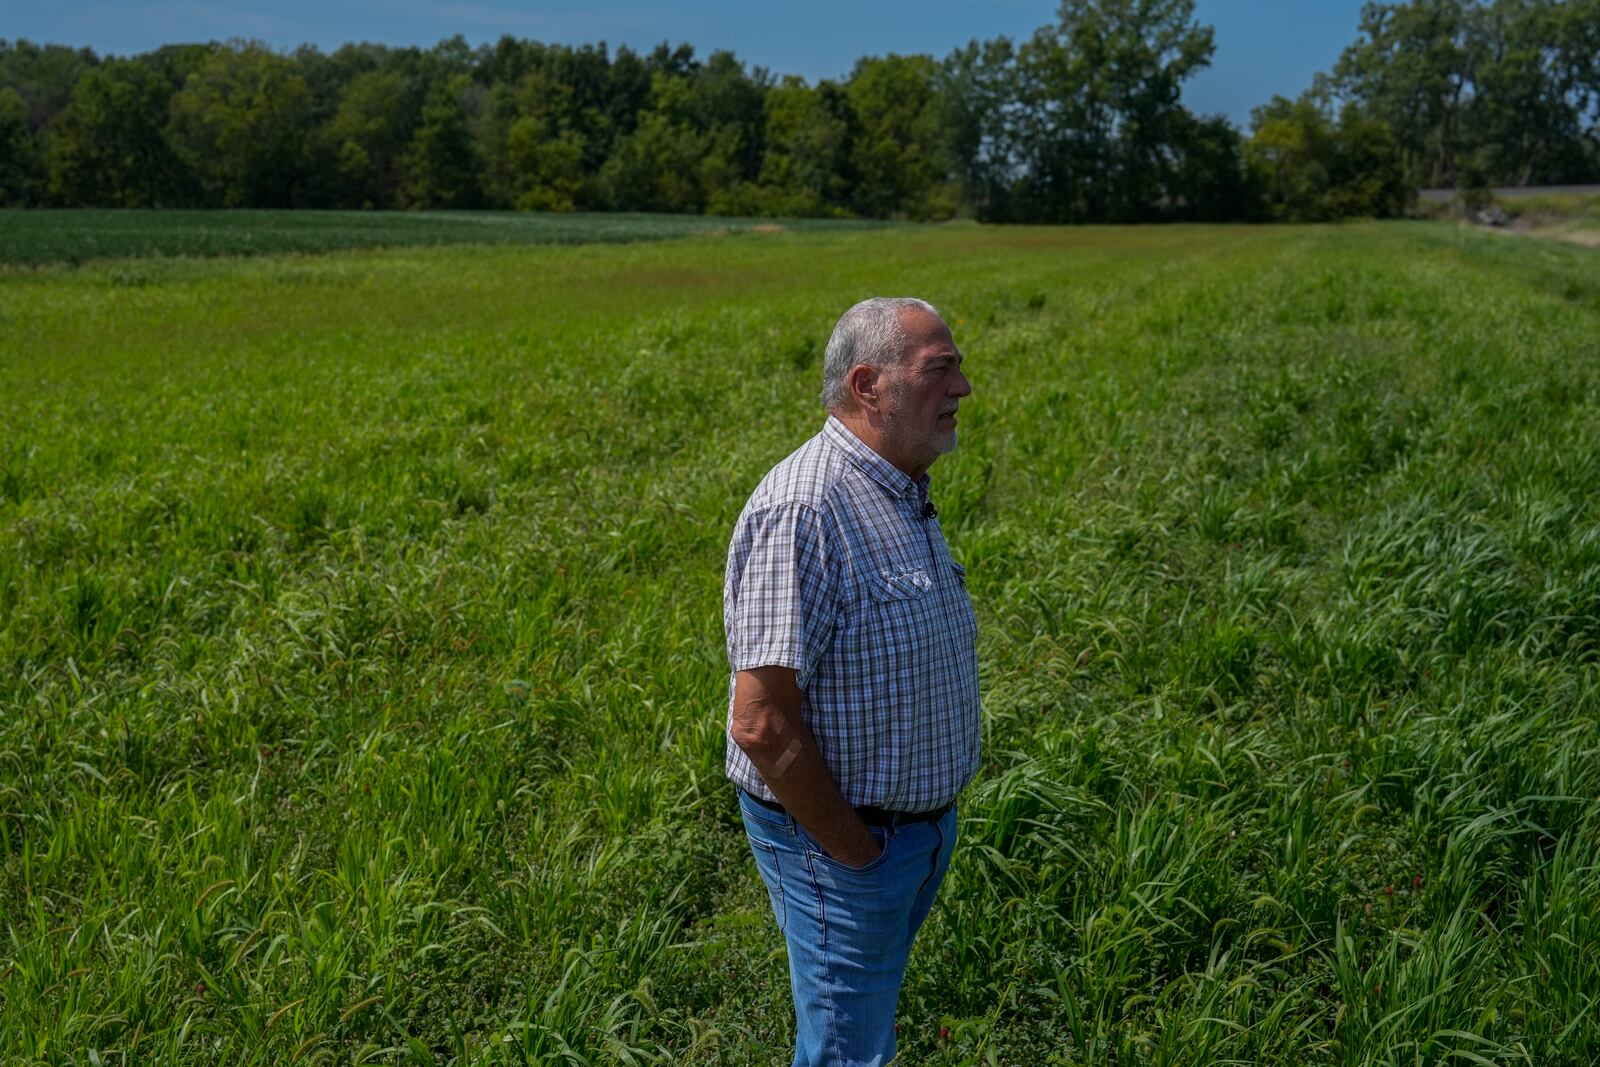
[0,209,887,265]
[2,221,1599,1064]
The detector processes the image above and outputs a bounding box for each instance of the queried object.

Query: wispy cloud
[74,0,307,48]
[347,0,677,43]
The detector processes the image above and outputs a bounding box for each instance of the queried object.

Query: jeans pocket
[800,822,892,875]
[746,836,786,932]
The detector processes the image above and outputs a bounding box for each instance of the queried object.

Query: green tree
[139,43,213,96]
[1010,0,1216,221]
[1467,0,1600,184]
[937,38,1022,221]
[1568,0,1600,137]
[0,86,43,204]
[603,46,653,152]
[0,39,97,130]
[1247,95,1332,219]
[686,51,766,207]
[400,74,481,208]
[318,70,412,208]
[474,41,627,209]
[727,77,854,217]
[500,68,588,211]
[45,59,188,206]
[598,72,706,212]
[1246,93,1407,220]
[1326,106,1410,216]
[846,54,951,218]
[505,121,583,211]
[169,43,313,207]
[1167,112,1256,220]
[504,114,584,210]
[1329,0,1600,188]
[1331,0,1483,187]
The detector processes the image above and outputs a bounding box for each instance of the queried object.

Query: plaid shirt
[723,416,980,812]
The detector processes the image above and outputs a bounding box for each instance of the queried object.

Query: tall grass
[1,222,1598,1063]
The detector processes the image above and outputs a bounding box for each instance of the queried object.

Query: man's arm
[730,665,881,867]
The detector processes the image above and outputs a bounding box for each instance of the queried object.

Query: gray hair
[821,297,941,409]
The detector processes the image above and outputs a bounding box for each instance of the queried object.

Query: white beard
[886,375,959,461]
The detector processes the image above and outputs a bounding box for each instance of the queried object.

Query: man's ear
[847,364,880,411]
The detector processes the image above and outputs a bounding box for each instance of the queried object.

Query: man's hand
[829,831,884,869]
[730,665,881,866]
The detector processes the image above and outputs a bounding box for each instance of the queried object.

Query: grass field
[2,219,1599,1065]
[0,209,885,266]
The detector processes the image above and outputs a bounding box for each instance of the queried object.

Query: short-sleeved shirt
[723,415,980,812]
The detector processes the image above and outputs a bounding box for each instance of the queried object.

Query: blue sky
[7,1,1369,128]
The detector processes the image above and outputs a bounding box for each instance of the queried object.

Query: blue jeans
[739,790,958,1067]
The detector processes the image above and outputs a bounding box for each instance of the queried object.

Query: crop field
[2,219,1599,1065]
[0,210,884,266]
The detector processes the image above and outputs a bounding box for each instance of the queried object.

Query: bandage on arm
[731,666,879,866]
[770,736,803,779]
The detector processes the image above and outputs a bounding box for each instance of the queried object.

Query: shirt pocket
[865,566,935,674]
[872,566,934,600]
[867,567,934,627]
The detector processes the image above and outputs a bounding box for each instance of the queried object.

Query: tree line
[2,0,1597,223]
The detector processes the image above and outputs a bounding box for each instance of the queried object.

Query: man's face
[881,309,970,473]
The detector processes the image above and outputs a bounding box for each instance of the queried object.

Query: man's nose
[950,367,972,398]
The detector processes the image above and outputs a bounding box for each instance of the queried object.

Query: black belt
[742,789,952,827]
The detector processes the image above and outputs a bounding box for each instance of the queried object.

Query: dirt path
[1469,217,1599,249]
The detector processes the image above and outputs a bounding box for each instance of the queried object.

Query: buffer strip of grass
[2,223,1598,1064]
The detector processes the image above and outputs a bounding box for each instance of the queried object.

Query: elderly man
[723,297,979,1065]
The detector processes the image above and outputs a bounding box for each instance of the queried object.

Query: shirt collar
[822,415,931,505]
